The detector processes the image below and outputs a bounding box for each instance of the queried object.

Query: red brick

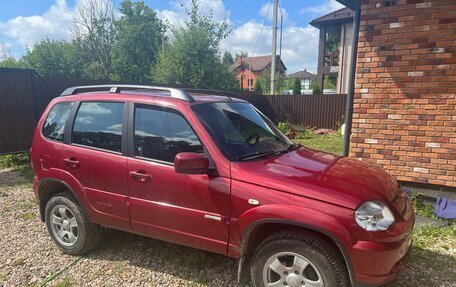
[351,0,456,188]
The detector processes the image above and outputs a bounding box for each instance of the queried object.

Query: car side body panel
[228,179,356,258]
[30,91,415,287]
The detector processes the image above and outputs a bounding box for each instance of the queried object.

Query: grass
[413,222,456,250]
[51,277,73,287]
[412,193,437,218]
[20,212,35,220]
[293,131,343,155]
[0,153,30,169]
[12,258,25,267]
[0,152,33,181]
[21,197,36,210]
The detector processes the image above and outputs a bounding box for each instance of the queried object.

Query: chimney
[236,55,242,63]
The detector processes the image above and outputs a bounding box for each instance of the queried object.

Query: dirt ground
[0,169,455,287]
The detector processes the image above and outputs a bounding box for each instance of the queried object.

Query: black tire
[44,192,100,255]
[250,229,349,287]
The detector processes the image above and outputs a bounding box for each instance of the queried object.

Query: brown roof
[229,55,287,73]
[286,69,314,79]
[310,7,354,28]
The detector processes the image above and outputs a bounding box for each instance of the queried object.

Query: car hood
[230,147,398,209]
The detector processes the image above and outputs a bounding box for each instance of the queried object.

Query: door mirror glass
[174,152,209,174]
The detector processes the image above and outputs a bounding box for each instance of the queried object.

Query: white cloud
[299,0,345,16]
[0,0,319,73]
[221,1,320,73]
[157,0,230,29]
[258,2,289,24]
[0,0,73,49]
[221,20,319,73]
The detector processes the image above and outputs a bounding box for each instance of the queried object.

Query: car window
[192,102,290,161]
[134,104,203,163]
[42,102,73,141]
[72,102,124,153]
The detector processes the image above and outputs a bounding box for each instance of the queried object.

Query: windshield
[192,102,293,161]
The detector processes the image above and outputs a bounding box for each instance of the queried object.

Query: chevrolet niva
[31,85,414,287]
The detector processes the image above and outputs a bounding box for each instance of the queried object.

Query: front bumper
[351,230,413,286]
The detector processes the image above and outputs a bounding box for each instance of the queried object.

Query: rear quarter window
[72,102,124,153]
[42,102,73,141]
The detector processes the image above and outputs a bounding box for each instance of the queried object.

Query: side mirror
[174,152,209,174]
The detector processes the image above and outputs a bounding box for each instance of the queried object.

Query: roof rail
[183,88,239,101]
[60,84,195,102]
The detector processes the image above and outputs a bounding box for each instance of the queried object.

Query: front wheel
[45,193,100,255]
[250,230,349,287]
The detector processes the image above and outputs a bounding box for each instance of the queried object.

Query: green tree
[292,77,301,95]
[254,78,263,93]
[237,51,249,58]
[152,0,237,90]
[22,39,85,78]
[310,75,321,95]
[255,71,286,95]
[324,74,337,90]
[221,50,234,66]
[111,0,164,82]
[73,0,116,79]
[0,57,26,68]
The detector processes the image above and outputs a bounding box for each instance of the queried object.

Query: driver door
[127,103,231,255]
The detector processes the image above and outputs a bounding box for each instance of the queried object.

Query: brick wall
[235,70,260,91]
[351,0,456,187]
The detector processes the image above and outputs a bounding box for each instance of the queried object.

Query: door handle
[129,170,151,183]
[63,158,80,169]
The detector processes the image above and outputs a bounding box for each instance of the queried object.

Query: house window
[248,79,253,88]
[302,78,310,90]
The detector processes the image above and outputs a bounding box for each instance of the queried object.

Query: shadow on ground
[85,229,240,286]
[85,227,456,287]
[1,168,455,287]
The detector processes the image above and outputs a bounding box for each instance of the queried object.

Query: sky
[0,0,346,73]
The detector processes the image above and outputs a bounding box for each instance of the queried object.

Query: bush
[277,122,289,134]
[294,129,314,140]
[0,153,30,169]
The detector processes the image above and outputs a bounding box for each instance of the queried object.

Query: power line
[250,0,272,58]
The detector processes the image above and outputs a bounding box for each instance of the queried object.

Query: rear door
[33,102,73,178]
[127,103,231,254]
[59,101,130,230]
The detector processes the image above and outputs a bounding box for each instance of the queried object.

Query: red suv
[31,85,414,287]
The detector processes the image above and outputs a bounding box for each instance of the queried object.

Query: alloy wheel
[49,205,79,247]
[262,252,324,287]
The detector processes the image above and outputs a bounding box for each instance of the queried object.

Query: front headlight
[355,201,395,231]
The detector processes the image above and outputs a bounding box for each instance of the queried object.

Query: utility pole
[279,12,283,59]
[270,0,278,95]
[248,61,252,91]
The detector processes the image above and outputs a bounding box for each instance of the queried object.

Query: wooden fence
[0,67,347,154]
[237,93,347,130]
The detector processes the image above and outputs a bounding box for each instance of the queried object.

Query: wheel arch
[37,178,82,222]
[237,219,356,287]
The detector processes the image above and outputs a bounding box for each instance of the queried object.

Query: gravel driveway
[1,169,455,287]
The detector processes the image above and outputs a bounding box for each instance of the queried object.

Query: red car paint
[31,91,414,287]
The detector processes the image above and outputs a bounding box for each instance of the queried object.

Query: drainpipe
[339,22,346,94]
[342,7,361,157]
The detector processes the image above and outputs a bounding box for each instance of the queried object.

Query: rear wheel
[250,230,349,287]
[45,193,100,255]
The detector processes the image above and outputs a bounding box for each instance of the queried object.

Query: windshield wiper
[236,150,279,161]
[286,143,301,150]
[236,144,300,161]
